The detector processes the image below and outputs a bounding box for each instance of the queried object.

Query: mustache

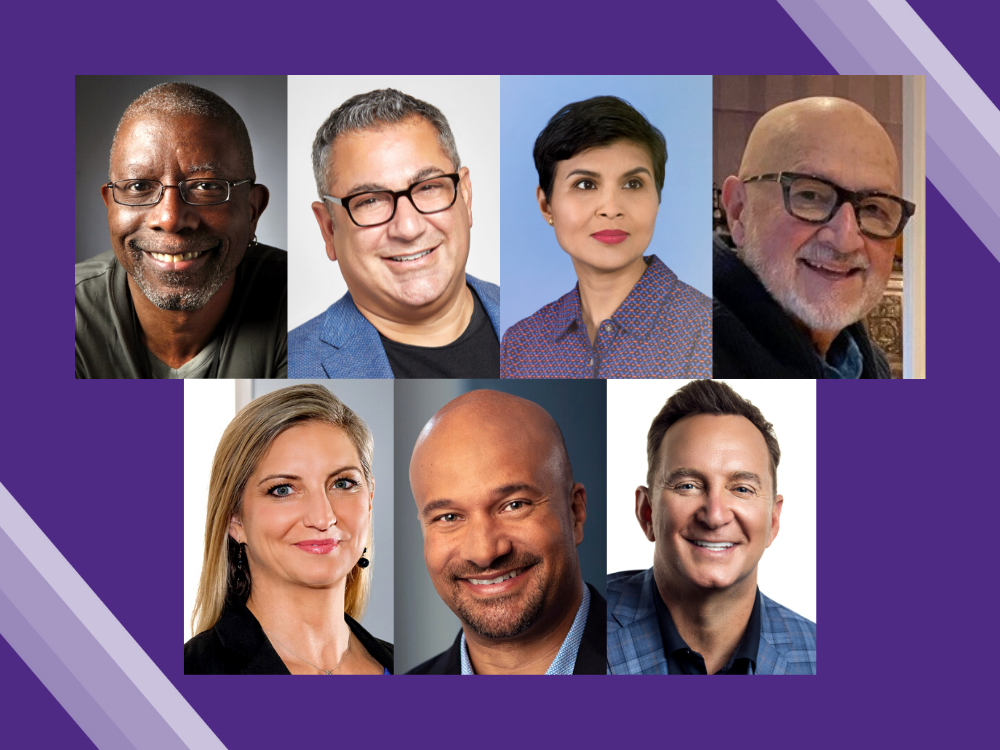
[797,242,869,271]
[127,237,221,255]
[446,551,542,582]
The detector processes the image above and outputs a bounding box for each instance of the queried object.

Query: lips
[591,230,629,245]
[798,258,864,280]
[386,246,435,263]
[294,539,340,554]
[456,565,534,596]
[465,568,525,586]
[688,539,737,553]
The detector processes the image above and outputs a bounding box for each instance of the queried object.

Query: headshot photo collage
[76,74,924,676]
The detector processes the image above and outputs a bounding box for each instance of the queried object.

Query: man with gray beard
[75,82,286,378]
[713,97,916,378]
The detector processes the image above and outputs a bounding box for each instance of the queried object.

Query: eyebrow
[186,162,224,174]
[343,166,447,196]
[564,165,652,181]
[659,468,763,488]
[256,466,363,486]
[419,482,541,519]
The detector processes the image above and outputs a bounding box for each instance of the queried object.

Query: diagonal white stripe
[869,0,1000,158]
[0,483,226,750]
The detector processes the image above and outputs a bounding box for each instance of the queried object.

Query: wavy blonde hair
[191,384,375,637]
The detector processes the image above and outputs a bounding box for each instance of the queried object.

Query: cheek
[868,241,896,277]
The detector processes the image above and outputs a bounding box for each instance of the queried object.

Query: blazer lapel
[572,584,608,675]
[607,569,669,675]
[319,293,393,378]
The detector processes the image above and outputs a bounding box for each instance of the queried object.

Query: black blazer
[406,583,606,674]
[184,599,394,674]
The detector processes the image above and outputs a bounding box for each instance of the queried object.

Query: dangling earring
[248,233,259,248]
[357,547,370,569]
[237,542,245,572]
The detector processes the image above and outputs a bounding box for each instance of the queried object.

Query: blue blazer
[607,568,816,675]
[288,275,501,378]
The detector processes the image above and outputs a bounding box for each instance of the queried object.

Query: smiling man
[714,97,916,378]
[607,379,815,675]
[288,89,501,378]
[75,82,287,379]
[407,390,605,674]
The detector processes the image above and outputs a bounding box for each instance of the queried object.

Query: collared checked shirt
[500,256,712,379]
[459,583,590,675]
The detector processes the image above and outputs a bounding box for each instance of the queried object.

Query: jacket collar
[607,568,668,675]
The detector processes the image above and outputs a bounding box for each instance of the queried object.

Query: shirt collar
[459,583,591,675]
[654,586,762,674]
[547,256,671,341]
[820,328,864,379]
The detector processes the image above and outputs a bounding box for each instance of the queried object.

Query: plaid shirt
[501,256,711,379]
[606,568,816,675]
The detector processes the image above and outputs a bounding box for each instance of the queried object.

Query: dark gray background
[394,379,607,673]
[75,75,287,262]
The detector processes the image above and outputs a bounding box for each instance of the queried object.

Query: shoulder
[243,242,287,268]
[606,569,653,622]
[404,631,462,675]
[761,594,816,640]
[75,251,117,294]
[466,274,499,308]
[646,255,711,316]
[503,289,577,344]
[183,626,231,675]
[345,614,394,674]
[759,593,817,674]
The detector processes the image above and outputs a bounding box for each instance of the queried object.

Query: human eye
[573,179,597,190]
[122,180,156,193]
[331,478,359,491]
[432,512,460,525]
[502,500,531,513]
[267,483,294,498]
[672,481,702,494]
[623,178,644,189]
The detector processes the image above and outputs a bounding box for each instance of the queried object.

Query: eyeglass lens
[113,179,231,206]
[348,176,457,226]
[786,176,903,238]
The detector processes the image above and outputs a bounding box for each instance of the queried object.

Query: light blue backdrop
[495,75,712,338]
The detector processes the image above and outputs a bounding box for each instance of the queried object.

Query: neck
[654,569,756,675]
[464,578,584,675]
[572,256,647,344]
[806,326,841,359]
[128,274,234,369]
[355,282,474,347]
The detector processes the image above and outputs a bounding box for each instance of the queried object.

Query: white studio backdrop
[287,75,505,331]
[606,379,817,622]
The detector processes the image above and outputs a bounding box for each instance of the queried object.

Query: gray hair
[110,82,255,181]
[311,88,461,199]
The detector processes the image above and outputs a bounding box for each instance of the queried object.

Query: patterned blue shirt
[459,583,591,675]
[819,329,864,379]
[500,255,712,379]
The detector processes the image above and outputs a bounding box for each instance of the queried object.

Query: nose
[819,202,865,253]
[696,486,735,530]
[146,185,199,233]
[597,186,624,219]
[302,490,337,531]
[385,193,429,241]
[460,515,512,569]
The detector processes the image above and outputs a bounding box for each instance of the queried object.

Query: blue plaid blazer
[288,275,500,378]
[607,568,816,675]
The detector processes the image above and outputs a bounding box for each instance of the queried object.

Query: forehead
[328,117,452,193]
[658,414,771,480]
[112,114,242,176]
[557,140,654,175]
[256,422,360,473]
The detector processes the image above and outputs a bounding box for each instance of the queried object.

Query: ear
[569,482,587,546]
[721,175,748,247]
[311,201,339,262]
[537,186,553,226]
[458,166,473,227]
[101,183,112,209]
[765,494,783,548]
[248,184,270,231]
[228,515,244,544]
[635,486,655,542]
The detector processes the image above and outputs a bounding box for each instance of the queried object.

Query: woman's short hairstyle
[533,95,667,203]
[646,380,780,493]
[191,384,375,637]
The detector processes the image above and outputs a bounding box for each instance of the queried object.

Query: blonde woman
[185,384,392,674]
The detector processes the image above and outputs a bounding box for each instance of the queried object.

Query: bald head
[411,390,573,492]
[110,82,255,180]
[739,97,898,192]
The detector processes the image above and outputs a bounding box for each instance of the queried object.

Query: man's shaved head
[110,82,255,180]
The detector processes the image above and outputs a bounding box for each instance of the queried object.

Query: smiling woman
[184,384,393,675]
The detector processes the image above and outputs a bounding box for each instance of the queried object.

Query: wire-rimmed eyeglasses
[106,178,254,207]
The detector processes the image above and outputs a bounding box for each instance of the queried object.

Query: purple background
[3,1,993,747]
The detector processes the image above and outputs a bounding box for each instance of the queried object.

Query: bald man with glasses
[714,97,917,379]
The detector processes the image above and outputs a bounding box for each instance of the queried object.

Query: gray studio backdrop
[394,379,607,673]
[253,379,393,644]
[75,75,287,262]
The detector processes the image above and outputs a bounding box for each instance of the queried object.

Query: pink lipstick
[294,539,339,554]
[591,230,629,245]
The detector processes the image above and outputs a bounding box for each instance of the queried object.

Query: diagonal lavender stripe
[815,0,922,73]
[0,587,128,750]
[775,0,875,73]
[926,133,1000,263]
[0,525,185,750]
[0,484,225,750]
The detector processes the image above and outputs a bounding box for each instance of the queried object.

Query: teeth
[692,541,734,550]
[468,568,523,586]
[389,249,432,262]
[150,250,204,263]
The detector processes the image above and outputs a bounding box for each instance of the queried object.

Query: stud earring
[547,218,554,226]
[357,547,370,569]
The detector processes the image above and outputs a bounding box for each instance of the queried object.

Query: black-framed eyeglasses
[106,178,254,207]
[743,172,916,240]
[323,173,461,228]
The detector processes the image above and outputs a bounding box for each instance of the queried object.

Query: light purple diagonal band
[0,483,226,750]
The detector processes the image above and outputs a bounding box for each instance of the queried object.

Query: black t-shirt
[379,287,500,378]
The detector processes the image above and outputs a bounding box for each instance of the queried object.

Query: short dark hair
[533,95,667,203]
[646,380,780,493]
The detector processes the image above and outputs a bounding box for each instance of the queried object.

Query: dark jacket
[406,584,606,675]
[713,236,891,378]
[184,600,393,674]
